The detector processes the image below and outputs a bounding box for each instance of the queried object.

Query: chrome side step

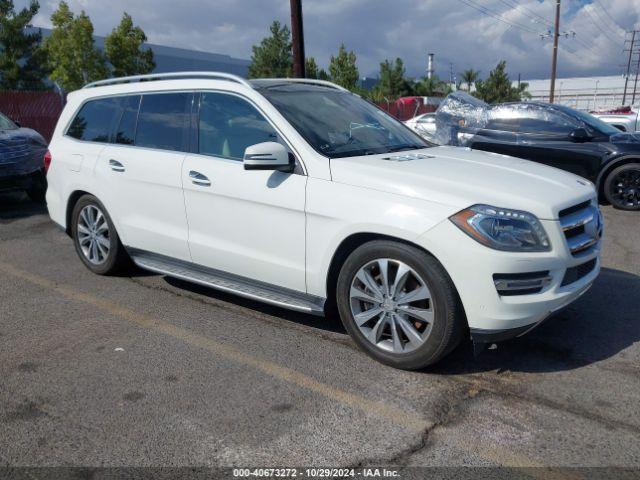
[128,249,325,316]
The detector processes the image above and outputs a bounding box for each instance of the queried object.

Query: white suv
[46,72,602,369]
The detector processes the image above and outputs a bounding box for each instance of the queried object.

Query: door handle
[109,159,125,172]
[189,170,211,187]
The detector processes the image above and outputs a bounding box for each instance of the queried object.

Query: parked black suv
[0,112,48,202]
[434,92,640,210]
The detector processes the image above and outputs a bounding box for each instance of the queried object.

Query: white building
[518,75,638,111]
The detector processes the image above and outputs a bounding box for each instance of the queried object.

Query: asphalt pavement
[0,190,639,476]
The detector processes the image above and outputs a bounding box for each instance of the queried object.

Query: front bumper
[418,216,601,336]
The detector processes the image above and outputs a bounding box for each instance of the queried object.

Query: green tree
[305,56,318,79]
[0,0,48,90]
[413,75,449,97]
[474,61,528,103]
[377,58,413,98]
[460,68,480,92]
[42,1,108,91]
[248,21,292,78]
[104,12,155,77]
[317,68,329,81]
[328,44,358,90]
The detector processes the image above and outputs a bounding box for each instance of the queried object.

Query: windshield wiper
[386,144,425,153]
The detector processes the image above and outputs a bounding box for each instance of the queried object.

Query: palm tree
[460,69,480,92]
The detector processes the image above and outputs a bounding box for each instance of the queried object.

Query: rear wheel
[604,163,640,210]
[71,195,130,275]
[336,240,464,370]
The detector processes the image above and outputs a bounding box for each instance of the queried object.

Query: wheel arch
[65,189,93,236]
[323,232,464,322]
[597,155,640,202]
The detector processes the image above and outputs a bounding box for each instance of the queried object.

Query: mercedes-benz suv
[45,72,602,370]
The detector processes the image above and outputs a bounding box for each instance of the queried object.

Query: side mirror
[569,127,592,143]
[243,141,293,172]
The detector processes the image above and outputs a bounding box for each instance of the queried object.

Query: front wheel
[604,163,640,210]
[336,240,465,370]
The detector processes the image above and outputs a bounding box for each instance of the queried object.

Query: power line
[454,0,542,35]
[590,3,626,41]
[496,0,554,29]
[593,0,627,39]
[582,4,626,48]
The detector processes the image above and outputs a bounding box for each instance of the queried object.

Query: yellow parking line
[0,261,427,432]
[0,260,584,476]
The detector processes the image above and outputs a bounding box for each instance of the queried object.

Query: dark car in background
[0,111,48,202]
[434,92,640,210]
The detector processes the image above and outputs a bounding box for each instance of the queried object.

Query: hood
[609,132,640,144]
[330,146,596,220]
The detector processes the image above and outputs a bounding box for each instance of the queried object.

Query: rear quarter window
[66,97,122,142]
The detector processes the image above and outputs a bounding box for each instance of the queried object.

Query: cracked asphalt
[0,190,639,472]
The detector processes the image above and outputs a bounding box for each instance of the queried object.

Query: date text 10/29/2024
[232,468,400,478]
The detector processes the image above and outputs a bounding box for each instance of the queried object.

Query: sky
[18,0,640,81]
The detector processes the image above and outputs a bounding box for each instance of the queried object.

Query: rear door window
[66,97,122,142]
[198,92,278,160]
[114,95,141,145]
[135,93,191,152]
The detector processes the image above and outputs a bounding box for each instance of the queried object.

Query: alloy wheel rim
[77,205,110,265]
[611,169,640,208]
[349,258,434,354]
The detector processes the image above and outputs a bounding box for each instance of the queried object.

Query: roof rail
[83,71,253,89]
[258,78,350,92]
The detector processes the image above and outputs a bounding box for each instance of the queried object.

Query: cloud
[16,0,640,81]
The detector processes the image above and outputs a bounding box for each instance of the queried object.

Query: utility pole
[549,0,561,103]
[290,0,306,78]
[633,48,640,104]
[449,62,454,89]
[622,30,636,105]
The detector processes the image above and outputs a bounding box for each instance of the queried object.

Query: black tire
[25,170,47,203]
[71,194,130,275]
[603,163,640,210]
[336,240,465,370]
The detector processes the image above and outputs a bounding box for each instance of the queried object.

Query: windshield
[553,105,621,136]
[0,112,18,130]
[259,87,430,158]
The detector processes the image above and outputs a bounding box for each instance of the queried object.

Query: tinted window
[135,93,191,152]
[518,108,578,135]
[0,112,17,130]
[67,97,122,142]
[198,92,278,160]
[485,118,519,132]
[115,95,140,145]
[554,105,621,136]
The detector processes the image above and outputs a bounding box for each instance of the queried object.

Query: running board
[128,249,326,316]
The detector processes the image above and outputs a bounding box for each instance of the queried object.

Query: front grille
[493,271,552,296]
[559,201,602,256]
[561,259,597,286]
[559,201,590,218]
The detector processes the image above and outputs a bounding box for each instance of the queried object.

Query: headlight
[450,205,551,252]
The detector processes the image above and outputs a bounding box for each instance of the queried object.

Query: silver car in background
[404,113,438,143]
